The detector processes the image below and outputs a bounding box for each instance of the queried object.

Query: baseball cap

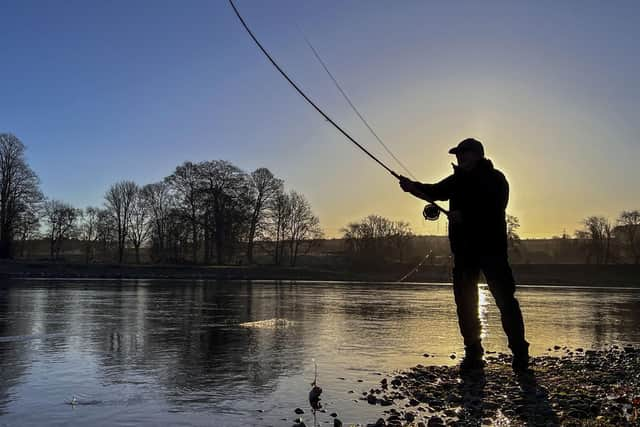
[448,138,485,156]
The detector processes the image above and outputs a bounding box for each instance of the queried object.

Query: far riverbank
[1,260,639,287]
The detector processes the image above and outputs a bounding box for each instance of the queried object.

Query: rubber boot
[459,342,485,374]
[511,343,530,374]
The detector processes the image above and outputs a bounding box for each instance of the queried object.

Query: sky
[1,0,638,238]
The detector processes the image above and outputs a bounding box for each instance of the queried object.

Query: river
[1,280,639,426]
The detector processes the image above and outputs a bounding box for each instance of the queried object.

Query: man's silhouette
[399,138,529,373]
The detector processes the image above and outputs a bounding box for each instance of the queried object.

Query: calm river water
[1,280,639,426]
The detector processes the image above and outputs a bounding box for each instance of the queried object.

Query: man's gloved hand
[399,176,414,192]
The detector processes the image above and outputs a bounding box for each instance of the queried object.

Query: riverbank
[1,260,639,287]
[357,345,639,426]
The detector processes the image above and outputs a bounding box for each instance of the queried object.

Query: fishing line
[228,0,449,217]
[228,0,400,179]
[396,250,432,283]
[301,34,417,180]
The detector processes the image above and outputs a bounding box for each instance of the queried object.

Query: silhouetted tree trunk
[44,200,79,260]
[166,162,201,263]
[247,168,282,264]
[141,182,172,262]
[202,208,211,263]
[287,191,322,266]
[0,134,42,258]
[196,160,248,265]
[269,191,290,265]
[15,207,40,258]
[79,207,99,263]
[105,181,137,264]
[128,188,150,264]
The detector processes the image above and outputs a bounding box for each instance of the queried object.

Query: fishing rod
[228,0,398,179]
[228,0,449,218]
[301,34,450,220]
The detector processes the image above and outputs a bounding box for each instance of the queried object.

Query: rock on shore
[362,345,640,426]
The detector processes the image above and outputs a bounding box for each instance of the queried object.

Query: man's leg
[452,256,484,369]
[482,255,530,370]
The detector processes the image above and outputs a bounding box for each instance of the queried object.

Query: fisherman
[399,138,529,374]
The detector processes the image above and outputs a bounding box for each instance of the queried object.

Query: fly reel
[423,203,441,221]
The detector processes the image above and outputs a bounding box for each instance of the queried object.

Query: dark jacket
[417,158,509,256]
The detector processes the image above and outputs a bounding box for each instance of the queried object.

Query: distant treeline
[332,212,640,266]
[2,133,322,265]
[2,133,638,267]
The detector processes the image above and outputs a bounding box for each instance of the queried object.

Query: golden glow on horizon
[302,67,637,240]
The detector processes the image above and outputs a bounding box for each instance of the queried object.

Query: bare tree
[507,214,523,259]
[78,207,100,263]
[141,182,173,262]
[15,206,41,258]
[0,134,43,258]
[166,162,202,263]
[617,210,640,264]
[165,206,190,262]
[268,190,292,265]
[128,189,150,263]
[507,214,521,244]
[197,160,249,264]
[342,214,413,265]
[43,200,80,259]
[388,220,413,263]
[96,208,116,260]
[576,216,613,264]
[105,181,137,263]
[286,191,323,266]
[246,168,283,264]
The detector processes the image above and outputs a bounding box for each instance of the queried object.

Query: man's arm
[399,175,454,202]
[483,172,509,215]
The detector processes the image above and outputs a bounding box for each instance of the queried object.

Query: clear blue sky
[1,0,638,237]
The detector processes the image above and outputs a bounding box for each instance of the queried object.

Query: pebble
[427,416,444,426]
[362,345,640,426]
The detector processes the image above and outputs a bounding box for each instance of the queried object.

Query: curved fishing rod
[302,35,417,181]
[228,0,399,179]
[228,0,449,217]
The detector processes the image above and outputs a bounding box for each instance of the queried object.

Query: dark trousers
[453,253,529,355]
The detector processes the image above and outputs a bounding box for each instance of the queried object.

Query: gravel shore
[360,346,640,426]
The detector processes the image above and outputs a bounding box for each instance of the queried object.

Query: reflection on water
[0,280,639,426]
